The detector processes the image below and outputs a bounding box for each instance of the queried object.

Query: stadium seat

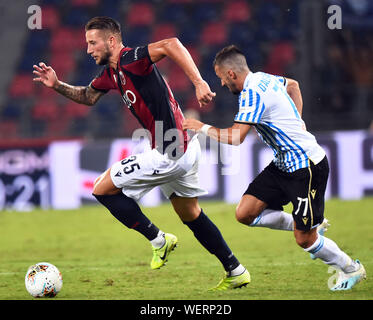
[124,26,151,46]
[0,121,19,139]
[159,3,189,24]
[41,0,63,6]
[265,42,296,75]
[24,29,51,53]
[150,23,178,43]
[126,3,155,27]
[223,1,251,23]
[154,55,171,74]
[50,28,77,52]
[167,64,191,93]
[64,101,91,119]
[32,100,60,121]
[9,74,34,97]
[45,117,70,138]
[193,3,222,22]
[228,22,256,47]
[18,30,50,71]
[200,22,228,46]
[49,51,76,78]
[41,6,60,30]
[1,103,22,120]
[38,84,60,100]
[70,0,99,6]
[177,22,201,45]
[71,28,89,50]
[63,7,91,27]
[1,100,23,120]
[185,45,201,67]
[185,93,215,113]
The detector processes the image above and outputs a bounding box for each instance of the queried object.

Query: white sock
[150,231,166,248]
[250,209,293,231]
[229,264,246,276]
[304,235,359,273]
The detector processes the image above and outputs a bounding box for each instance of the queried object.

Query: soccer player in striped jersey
[183,45,366,291]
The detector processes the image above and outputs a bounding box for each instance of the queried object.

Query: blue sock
[184,210,240,272]
[93,193,159,241]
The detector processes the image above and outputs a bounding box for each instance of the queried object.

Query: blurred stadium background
[0,0,372,210]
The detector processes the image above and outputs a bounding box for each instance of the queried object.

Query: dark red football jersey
[90,46,189,156]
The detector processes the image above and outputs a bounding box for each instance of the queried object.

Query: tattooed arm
[33,62,104,106]
[53,81,104,106]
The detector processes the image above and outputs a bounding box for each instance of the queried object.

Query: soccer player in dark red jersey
[33,16,250,290]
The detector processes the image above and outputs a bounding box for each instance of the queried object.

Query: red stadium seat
[185,45,201,67]
[50,28,76,52]
[41,6,60,30]
[200,22,228,46]
[49,51,76,78]
[71,28,88,50]
[32,100,60,121]
[45,117,70,138]
[185,94,215,113]
[223,1,251,23]
[167,64,191,93]
[9,74,34,97]
[64,101,90,118]
[154,56,171,74]
[150,23,178,43]
[38,85,60,100]
[126,3,155,27]
[265,42,295,75]
[0,121,18,139]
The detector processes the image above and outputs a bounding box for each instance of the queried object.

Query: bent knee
[235,206,258,225]
[294,229,317,249]
[92,169,120,196]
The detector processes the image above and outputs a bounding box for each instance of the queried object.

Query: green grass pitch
[0,198,372,300]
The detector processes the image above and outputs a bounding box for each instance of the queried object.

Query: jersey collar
[242,71,253,91]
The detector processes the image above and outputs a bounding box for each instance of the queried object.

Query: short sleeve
[275,75,287,88]
[90,67,115,93]
[120,46,153,75]
[234,88,266,124]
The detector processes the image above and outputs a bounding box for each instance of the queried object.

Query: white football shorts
[110,135,208,201]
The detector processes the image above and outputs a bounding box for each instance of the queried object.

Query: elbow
[162,37,181,50]
[231,135,245,146]
[288,79,300,91]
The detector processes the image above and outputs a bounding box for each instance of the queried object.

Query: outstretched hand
[33,62,58,88]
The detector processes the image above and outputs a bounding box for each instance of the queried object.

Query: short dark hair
[85,16,122,39]
[213,45,247,69]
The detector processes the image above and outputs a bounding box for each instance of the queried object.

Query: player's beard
[227,83,240,95]
[97,45,111,65]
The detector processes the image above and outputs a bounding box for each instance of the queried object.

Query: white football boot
[330,260,366,291]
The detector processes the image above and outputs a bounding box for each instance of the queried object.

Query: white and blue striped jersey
[234,71,325,172]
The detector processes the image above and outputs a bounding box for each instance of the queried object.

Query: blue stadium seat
[177,22,201,45]
[40,0,63,6]
[63,8,91,27]
[228,22,256,48]
[124,26,151,47]
[159,3,190,24]
[1,100,24,120]
[192,3,222,22]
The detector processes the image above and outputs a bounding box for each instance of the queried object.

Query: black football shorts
[244,156,329,231]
